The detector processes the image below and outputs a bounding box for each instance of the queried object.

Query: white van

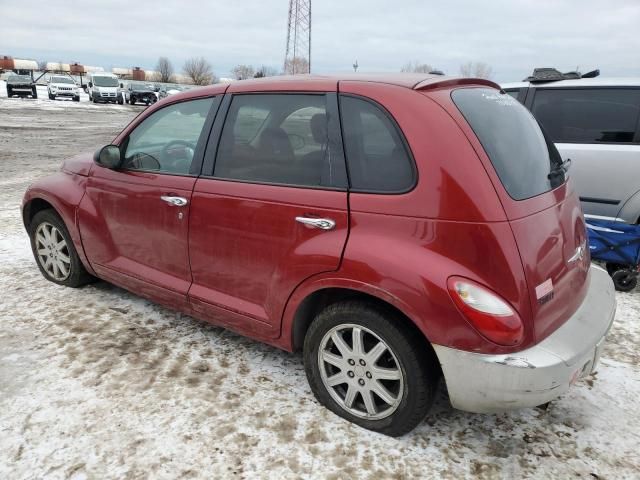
[86,73,123,104]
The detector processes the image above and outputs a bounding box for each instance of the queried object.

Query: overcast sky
[1,0,639,82]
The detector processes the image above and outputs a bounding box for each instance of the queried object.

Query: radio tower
[284,0,311,74]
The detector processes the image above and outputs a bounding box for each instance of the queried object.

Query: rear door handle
[295,216,336,230]
[161,195,188,207]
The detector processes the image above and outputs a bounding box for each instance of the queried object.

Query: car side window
[214,94,345,188]
[122,97,214,174]
[339,95,415,192]
[531,88,640,144]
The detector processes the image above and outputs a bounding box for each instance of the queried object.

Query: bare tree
[37,60,48,71]
[401,61,434,73]
[183,57,215,85]
[459,61,493,79]
[283,56,309,75]
[155,57,174,83]
[254,65,278,78]
[231,64,255,80]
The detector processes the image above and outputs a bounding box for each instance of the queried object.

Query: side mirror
[88,81,93,88]
[120,83,124,88]
[94,145,122,169]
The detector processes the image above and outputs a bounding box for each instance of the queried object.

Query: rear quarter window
[339,95,415,193]
[452,88,564,201]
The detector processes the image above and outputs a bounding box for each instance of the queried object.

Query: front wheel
[29,209,94,288]
[73,95,80,102]
[304,301,438,436]
[48,92,55,100]
[32,87,38,99]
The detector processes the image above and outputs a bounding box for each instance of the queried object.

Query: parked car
[86,73,123,104]
[6,74,37,99]
[47,75,80,102]
[158,84,186,99]
[502,69,640,224]
[124,82,158,105]
[22,74,616,436]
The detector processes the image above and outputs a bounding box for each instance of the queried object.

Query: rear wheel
[29,210,94,288]
[304,301,438,436]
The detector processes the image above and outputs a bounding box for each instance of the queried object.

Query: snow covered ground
[0,97,639,479]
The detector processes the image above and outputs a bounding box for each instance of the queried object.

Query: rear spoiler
[414,77,500,91]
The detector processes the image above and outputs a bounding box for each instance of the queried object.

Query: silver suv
[502,71,640,224]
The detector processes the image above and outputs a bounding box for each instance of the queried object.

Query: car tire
[7,87,12,97]
[118,95,123,105]
[611,269,638,292]
[32,87,38,99]
[73,95,80,102]
[48,92,55,100]
[303,300,438,437]
[29,209,94,288]
[130,98,135,105]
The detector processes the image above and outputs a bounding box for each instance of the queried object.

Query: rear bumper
[433,265,616,413]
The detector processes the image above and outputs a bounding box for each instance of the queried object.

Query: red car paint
[22,74,588,356]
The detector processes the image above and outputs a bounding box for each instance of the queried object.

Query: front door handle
[295,216,336,230]
[161,195,188,207]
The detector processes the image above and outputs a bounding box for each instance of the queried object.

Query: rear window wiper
[548,158,571,179]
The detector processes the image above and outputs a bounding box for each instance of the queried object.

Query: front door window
[122,97,214,174]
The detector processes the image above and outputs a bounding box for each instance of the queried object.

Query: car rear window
[452,88,565,201]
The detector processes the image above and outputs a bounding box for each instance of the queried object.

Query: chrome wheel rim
[318,324,404,420]
[35,222,71,281]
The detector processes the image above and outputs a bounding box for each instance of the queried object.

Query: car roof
[502,77,640,89]
[172,73,499,99]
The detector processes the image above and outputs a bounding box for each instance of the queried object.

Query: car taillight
[447,276,524,346]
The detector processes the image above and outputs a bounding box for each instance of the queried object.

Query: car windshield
[452,87,565,200]
[52,77,74,84]
[93,76,118,87]
[132,84,153,91]
[10,75,31,82]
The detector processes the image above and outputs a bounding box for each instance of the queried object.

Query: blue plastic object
[586,218,640,267]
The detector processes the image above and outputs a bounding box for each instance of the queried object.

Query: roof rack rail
[523,67,600,83]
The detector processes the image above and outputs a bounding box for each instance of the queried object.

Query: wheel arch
[22,197,57,230]
[286,282,436,361]
[616,188,640,224]
[22,175,95,276]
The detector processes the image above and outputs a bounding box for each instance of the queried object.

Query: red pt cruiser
[22,74,616,436]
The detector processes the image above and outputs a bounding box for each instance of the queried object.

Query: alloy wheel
[317,323,404,420]
[35,222,71,281]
